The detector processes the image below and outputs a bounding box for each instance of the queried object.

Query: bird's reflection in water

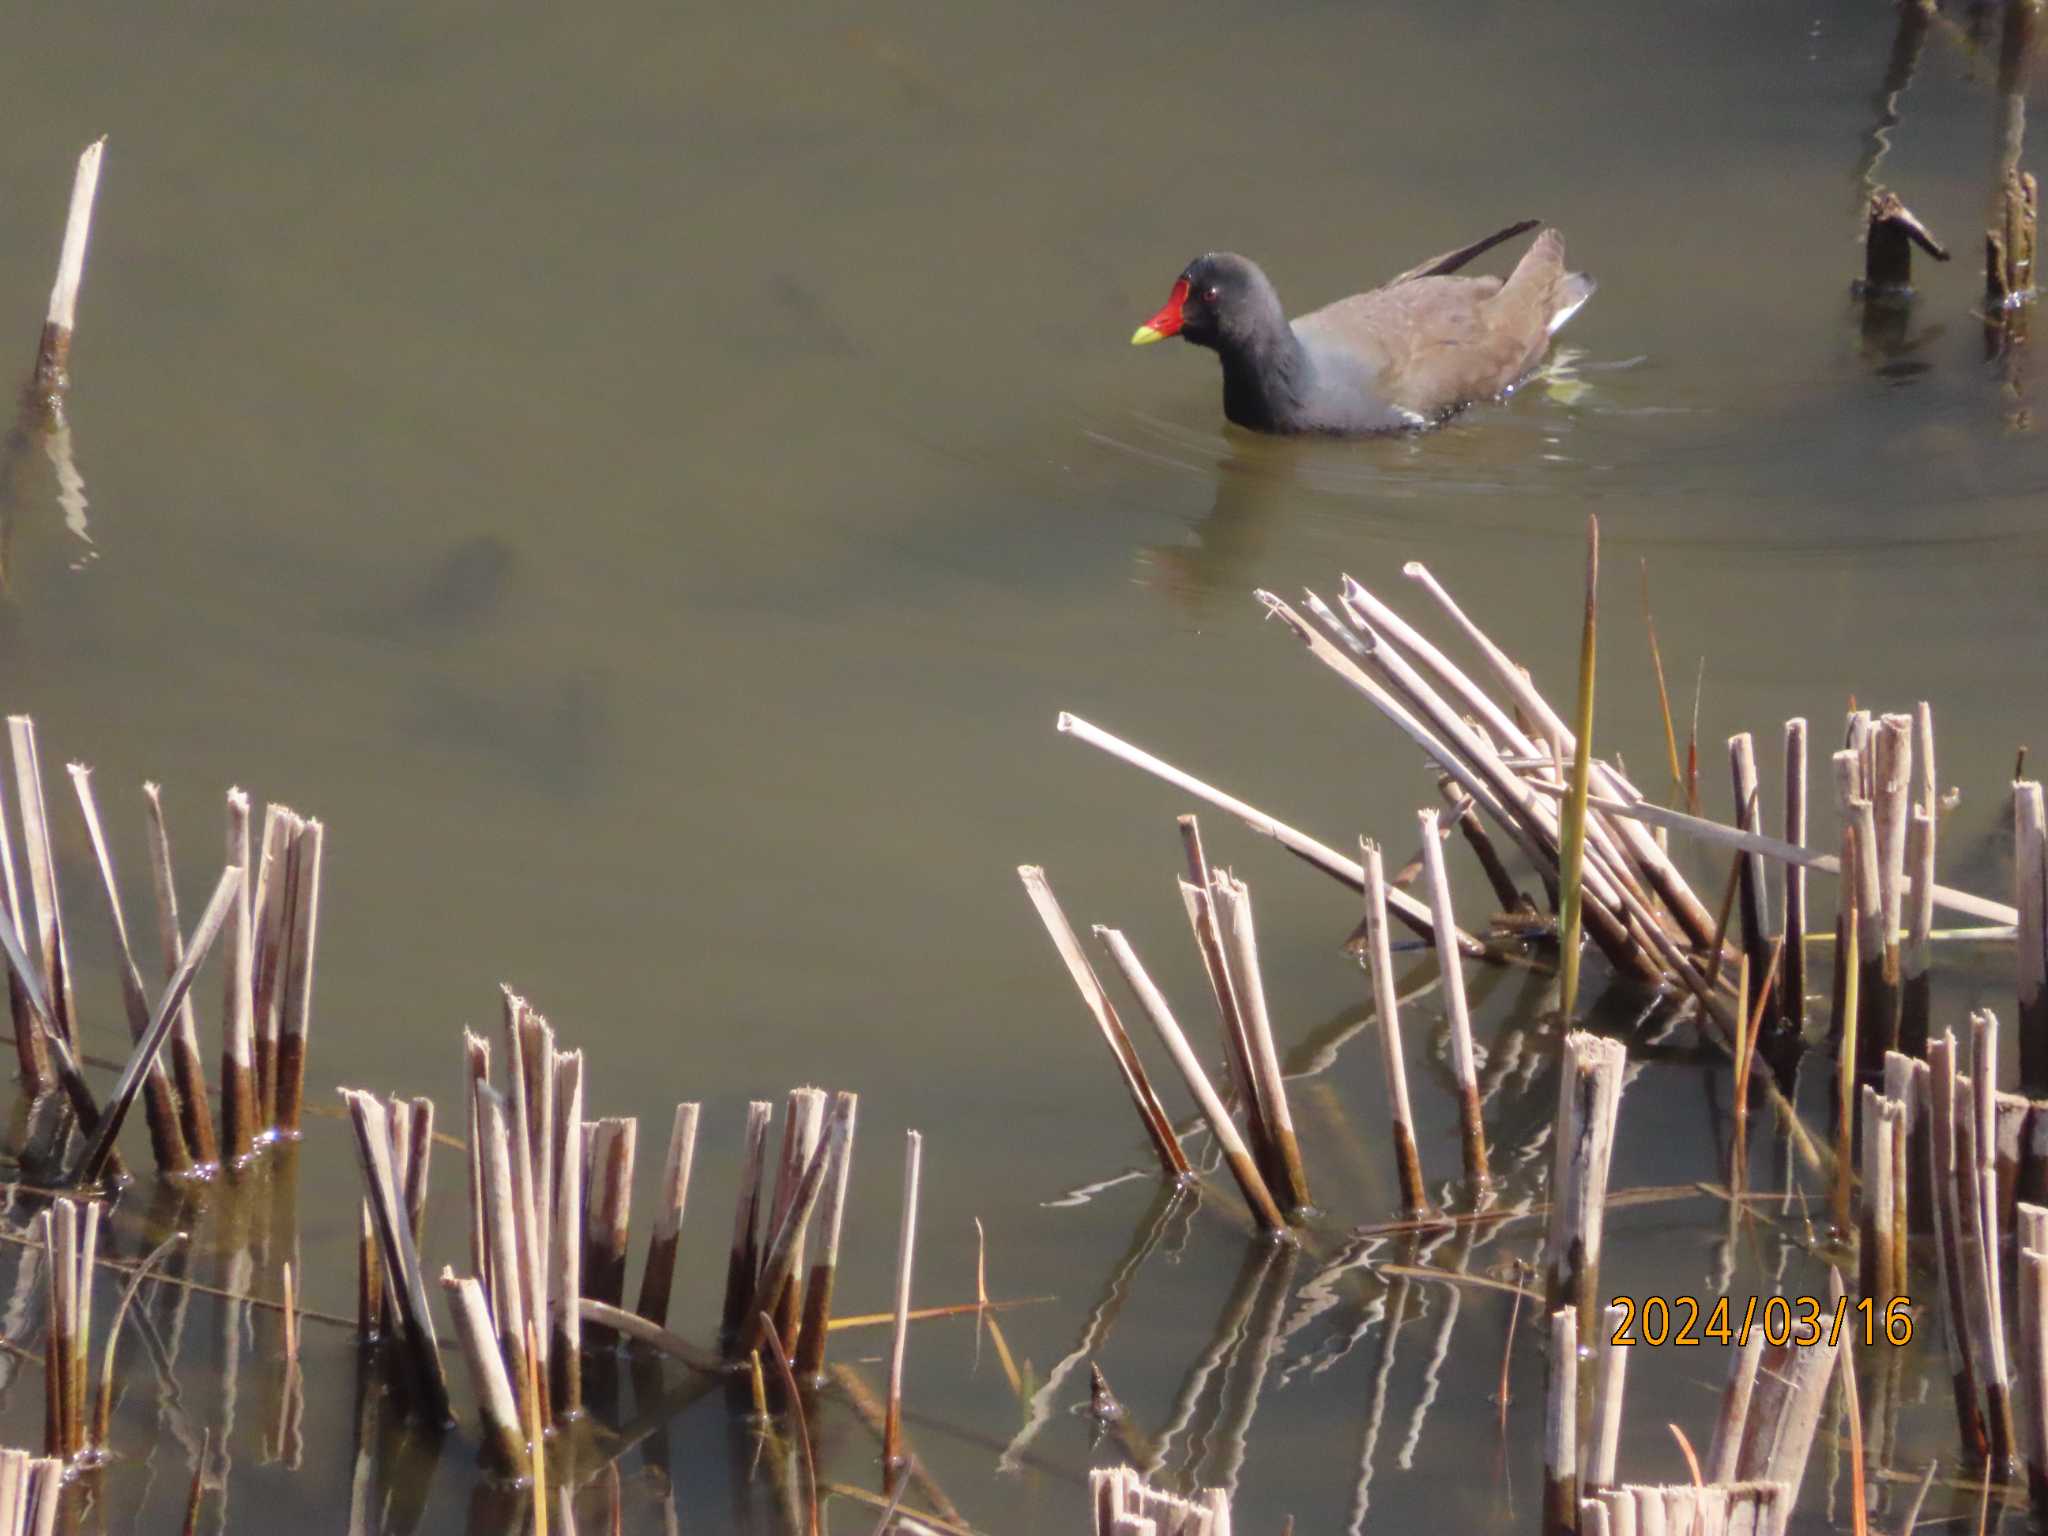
[1135,449,1288,615]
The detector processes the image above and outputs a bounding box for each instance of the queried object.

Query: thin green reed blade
[1558,515,1599,1022]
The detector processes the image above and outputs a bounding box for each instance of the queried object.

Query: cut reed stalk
[27,139,103,409]
[1707,1330,1767,1483]
[1054,714,1485,957]
[1902,804,1935,1057]
[1362,843,1429,1215]
[10,719,76,1050]
[584,1117,638,1344]
[1927,1031,1990,1461]
[500,994,549,1388]
[1401,561,1718,948]
[0,755,47,1094]
[1545,1032,1625,1343]
[764,1089,826,1347]
[1728,1276,1842,1509]
[68,765,191,1174]
[1970,1012,2018,1475]
[720,1100,774,1358]
[1858,1085,1897,1304]
[883,1130,923,1491]
[1017,866,1189,1178]
[636,1101,700,1330]
[440,1270,530,1479]
[1095,927,1286,1233]
[248,806,298,1127]
[274,819,322,1137]
[1586,1301,1628,1493]
[1211,872,1307,1211]
[2020,783,2048,1093]
[1177,816,1282,1192]
[739,1097,847,1360]
[1545,1307,1579,1536]
[1871,716,1912,1055]
[549,1049,584,1421]
[1728,735,1770,1019]
[794,1091,856,1380]
[342,1089,448,1416]
[463,1031,491,1289]
[220,790,258,1158]
[1782,720,1807,1032]
[70,866,239,1188]
[475,1083,531,1420]
[142,786,217,1165]
[2021,1229,2048,1517]
[1425,811,1490,1196]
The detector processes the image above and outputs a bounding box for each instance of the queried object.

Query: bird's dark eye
[1204,286,1221,303]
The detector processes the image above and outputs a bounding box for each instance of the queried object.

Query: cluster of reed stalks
[0,715,318,1186]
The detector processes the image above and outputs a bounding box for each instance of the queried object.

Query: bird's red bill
[1131,278,1189,345]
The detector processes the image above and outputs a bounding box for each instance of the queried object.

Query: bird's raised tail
[1495,227,1596,338]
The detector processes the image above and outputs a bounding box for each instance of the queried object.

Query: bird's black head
[1131,253,1276,353]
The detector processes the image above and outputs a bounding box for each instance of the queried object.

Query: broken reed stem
[636,1101,700,1330]
[2020,782,2048,1093]
[1439,778,1522,913]
[1971,1012,2019,1476]
[1420,810,1488,1189]
[1928,1030,1990,1462]
[583,1117,637,1348]
[1016,866,1189,1177]
[1096,927,1286,1233]
[549,1050,584,1422]
[500,994,549,1393]
[221,790,258,1159]
[794,1092,857,1380]
[30,139,105,409]
[463,1031,491,1288]
[883,1130,922,1492]
[342,1089,448,1417]
[1054,713,1487,957]
[1872,716,1912,1057]
[1903,804,1935,1056]
[475,1084,531,1421]
[11,719,77,1052]
[1178,816,1284,1197]
[1557,517,1600,1019]
[764,1090,825,1349]
[143,785,218,1165]
[1836,850,1861,1241]
[1213,872,1308,1211]
[441,1269,529,1479]
[1362,842,1430,1215]
[1728,734,1770,1019]
[740,1096,847,1361]
[248,806,298,1129]
[720,1101,774,1358]
[68,764,192,1176]
[274,820,323,1137]
[1545,1307,1579,1536]
[1587,1301,1629,1492]
[1783,719,1808,1032]
[1545,1032,1625,1344]
[70,865,240,1188]
[0,751,47,1094]
[40,1197,97,1461]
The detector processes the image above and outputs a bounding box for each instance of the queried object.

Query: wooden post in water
[1362,842,1428,1215]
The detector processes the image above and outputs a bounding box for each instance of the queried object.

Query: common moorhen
[1131,225,1594,434]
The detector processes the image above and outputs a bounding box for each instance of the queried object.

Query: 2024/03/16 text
[1607,1294,1913,1348]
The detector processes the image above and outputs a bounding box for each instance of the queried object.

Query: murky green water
[2,0,2048,1531]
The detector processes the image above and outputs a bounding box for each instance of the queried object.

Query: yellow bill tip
[1130,324,1167,346]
